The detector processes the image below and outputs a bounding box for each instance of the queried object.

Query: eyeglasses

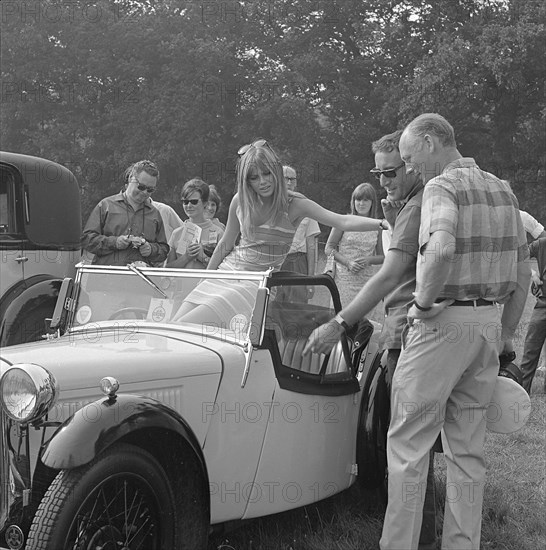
[370,162,405,180]
[237,139,269,156]
[132,176,156,194]
[182,199,201,205]
[285,177,297,182]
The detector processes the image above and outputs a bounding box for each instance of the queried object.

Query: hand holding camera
[128,235,146,248]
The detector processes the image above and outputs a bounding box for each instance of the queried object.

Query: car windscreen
[71,269,264,343]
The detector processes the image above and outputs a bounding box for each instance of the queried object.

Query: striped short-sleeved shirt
[418,158,528,301]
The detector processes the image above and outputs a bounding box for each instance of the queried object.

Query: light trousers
[380,305,500,550]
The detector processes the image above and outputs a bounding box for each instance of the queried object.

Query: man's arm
[411,229,455,310]
[501,257,532,342]
[81,201,120,256]
[303,248,413,354]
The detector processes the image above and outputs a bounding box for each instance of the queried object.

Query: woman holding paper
[165,178,224,268]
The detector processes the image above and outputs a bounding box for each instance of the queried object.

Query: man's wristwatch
[412,300,432,312]
[332,313,351,332]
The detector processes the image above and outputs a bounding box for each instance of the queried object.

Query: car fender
[356,349,390,489]
[41,394,206,474]
[0,275,62,345]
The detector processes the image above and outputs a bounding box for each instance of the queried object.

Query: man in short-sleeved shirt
[303,130,437,547]
[304,130,424,358]
[519,209,546,243]
[379,113,530,550]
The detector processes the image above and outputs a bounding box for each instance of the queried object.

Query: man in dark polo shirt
[303,129,437,549]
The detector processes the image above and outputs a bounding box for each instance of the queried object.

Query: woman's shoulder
[287,191,310,214]
[288,190,307,202]
[212,218,226,231]
[168,223,186,242]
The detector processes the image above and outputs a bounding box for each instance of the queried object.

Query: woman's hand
[354,257,370,269]
[186,242,202,259]
[346,259,365,273]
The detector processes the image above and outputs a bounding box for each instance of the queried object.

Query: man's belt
[436,298,497,307]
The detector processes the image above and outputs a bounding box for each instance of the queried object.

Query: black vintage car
[0,152,81,346]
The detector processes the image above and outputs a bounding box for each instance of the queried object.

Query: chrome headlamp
[0,364,59,423]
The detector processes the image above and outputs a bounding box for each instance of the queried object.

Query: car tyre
[26,443,178,550]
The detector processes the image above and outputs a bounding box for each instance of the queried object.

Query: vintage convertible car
[0,264,389,550]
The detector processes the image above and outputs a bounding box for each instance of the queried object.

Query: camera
[498,351,523,386]
[128,235,145,248]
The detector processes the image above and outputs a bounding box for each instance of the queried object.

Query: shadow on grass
[208,378,545,550]
[208,483,386,550]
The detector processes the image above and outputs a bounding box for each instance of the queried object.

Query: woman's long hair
[350,182,379,218]
[236,142,287,237]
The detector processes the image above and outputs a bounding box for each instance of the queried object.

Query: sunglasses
[132,176,156,194]
[182,199,201,205]
[370,162,405,180]
[237,139,269,156]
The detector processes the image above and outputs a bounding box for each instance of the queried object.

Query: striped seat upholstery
[266,301,347,375]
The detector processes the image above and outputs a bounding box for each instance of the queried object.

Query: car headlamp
[0,364,59,423]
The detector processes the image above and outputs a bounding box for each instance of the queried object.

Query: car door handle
[15,256,29,263]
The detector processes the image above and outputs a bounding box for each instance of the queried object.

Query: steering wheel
[108,307,148,320]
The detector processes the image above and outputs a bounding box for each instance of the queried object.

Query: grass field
[207,258,546,550]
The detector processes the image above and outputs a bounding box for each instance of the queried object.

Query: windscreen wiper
[127,263,168,298]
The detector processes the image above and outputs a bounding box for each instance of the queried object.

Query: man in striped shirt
[379,113,530,550]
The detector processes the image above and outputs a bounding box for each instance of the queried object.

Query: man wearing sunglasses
[82,159,169,266]
[381,114,529,550]
[305,129,439,549]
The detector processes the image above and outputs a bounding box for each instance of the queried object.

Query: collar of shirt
[116,191,152,211]
[442,157,477,173]
[397,182,424,212]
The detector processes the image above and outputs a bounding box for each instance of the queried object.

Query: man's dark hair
[125,159,160,182]
[371,129,403,154]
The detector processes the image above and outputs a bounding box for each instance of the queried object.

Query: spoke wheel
[26,444,176,550]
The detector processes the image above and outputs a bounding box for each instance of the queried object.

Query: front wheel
[26,443,177,550]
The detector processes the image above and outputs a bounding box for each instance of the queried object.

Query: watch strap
[413,300,432,312]
[333,313,350,332]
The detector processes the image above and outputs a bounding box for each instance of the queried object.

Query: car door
[243,276,363,519]
[0,164,26,298]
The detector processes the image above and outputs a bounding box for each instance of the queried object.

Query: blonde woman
[174,141,386,325]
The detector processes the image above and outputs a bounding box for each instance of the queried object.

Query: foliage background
[1,0,544,227]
